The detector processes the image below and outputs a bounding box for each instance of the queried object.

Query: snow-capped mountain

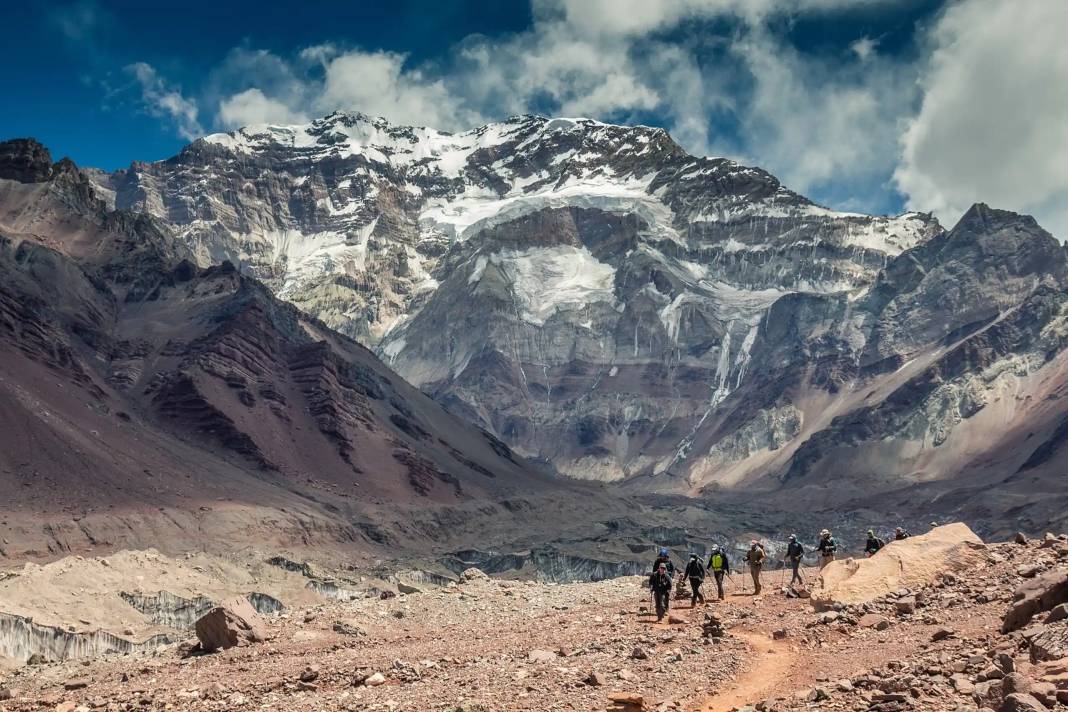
[89,112,1068,529]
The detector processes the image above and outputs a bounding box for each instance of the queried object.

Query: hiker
[684,554,706,607]
[652,547,675,577]
[649,563,673,621]
[784,534,804,585]
[895,527,910,540]
[816,529,838,569]
[743,540,766,595]
[707,545,731,600]
[864,529,885,557]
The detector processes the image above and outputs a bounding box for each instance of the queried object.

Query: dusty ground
[1,538,1066,711]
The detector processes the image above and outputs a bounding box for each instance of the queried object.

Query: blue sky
[3,1,1068,237]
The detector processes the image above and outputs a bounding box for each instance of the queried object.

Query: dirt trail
[698,629,796,712]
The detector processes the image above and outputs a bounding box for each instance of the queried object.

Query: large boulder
[810,523,987,610]
[1002,568,1068,633]
[194,596,267,652]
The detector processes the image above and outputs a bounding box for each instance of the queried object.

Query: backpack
[709,553,725,571]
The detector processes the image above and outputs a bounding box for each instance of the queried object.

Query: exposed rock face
[0,138,54,183]
[83,115,1068,533]
[810,523,988,609]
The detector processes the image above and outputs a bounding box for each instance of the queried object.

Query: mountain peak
[952,202,1050,240]
[0,138,55,183]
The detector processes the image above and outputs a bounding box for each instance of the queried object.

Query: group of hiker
[646,526,911,621]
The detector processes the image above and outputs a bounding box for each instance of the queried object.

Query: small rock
[1015,532,1029,545]
[631,647,649,660]
[333,621,364,636]
[931,627,955,641]
[857,614,888,629]
[527,649,558,663]
[895,597,917,615]
[364,672,386,687]
[299,666,320,683]
[584,671,607,687]
[64,679,90,690]
[0,688,12,701]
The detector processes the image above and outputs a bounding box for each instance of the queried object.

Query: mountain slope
[92,112,940,480]
[1,138,674,563]
[86,114,1068,534]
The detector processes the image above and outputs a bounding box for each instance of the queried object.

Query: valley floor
[5,536,1065,712]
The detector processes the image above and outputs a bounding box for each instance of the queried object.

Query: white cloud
[218,88,308,128]
[725,30,914,205]
[850,36,878,61]
[125,62,202,140]
[895,0,1068,238]
[127,0,1068,232]
[318,50,476,131]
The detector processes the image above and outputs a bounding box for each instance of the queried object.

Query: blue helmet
[659,547,669,557]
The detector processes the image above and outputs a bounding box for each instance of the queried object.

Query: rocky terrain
[1,527,1066,711]
[84,112,1068,535]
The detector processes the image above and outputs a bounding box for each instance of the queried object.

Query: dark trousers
[713,570,726,599]
[790,557,802,585]
[654,590,670,620]
[689,577,705,605]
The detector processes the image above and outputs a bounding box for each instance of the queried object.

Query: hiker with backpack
[743,540,767,595]
[649,562,673,621]
[864,529,885,557]
[651,547,675,577]
[816,529,838,569]
[706,545,731,600]
[684,554,706,607]
[784,534,804,585]
[895,527,910,540]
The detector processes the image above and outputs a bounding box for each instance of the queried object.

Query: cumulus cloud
[125,62,202,140]
[218,88,308,128]
[318,50,478,131]
[895,0,1068,237]
[125,0,1068,232]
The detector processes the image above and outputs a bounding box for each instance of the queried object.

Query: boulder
[1046,603,1068,624]
[1002,568,1068,633]
[194,596,267,652]
[459,568,488,583]
[1016,532,1029,545]
[810,523,987,610]
[999,693,1047,712]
